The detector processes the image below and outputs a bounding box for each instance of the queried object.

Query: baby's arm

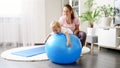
[44,34,51,43]
[65,32,71,46]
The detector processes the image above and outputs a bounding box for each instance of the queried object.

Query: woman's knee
[77,31,86,39]
[76,31,86,46]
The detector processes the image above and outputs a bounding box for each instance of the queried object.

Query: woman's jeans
[76,31,86,47]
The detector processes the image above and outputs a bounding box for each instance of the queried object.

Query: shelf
[69,0,80,16]
[117,37,120,39]
[72,0,78,6]
[98,28,120,50]
[72,6,79,8]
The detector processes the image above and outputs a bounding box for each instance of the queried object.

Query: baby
[44,21,73,46]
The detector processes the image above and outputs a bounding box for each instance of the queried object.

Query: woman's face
[63,7,71,17]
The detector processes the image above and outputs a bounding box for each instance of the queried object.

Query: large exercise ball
[45,33,82,64]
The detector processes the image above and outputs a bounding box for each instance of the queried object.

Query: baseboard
[34,43,45,45]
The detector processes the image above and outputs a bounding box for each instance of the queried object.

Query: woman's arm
[74,25,79,35]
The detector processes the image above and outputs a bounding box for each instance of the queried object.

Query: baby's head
[50,21,61,34]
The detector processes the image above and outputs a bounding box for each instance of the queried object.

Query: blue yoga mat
[12,46,46,57]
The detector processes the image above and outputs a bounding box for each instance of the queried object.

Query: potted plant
[80,0,100,36]
[80,9,100,28]
[80,9,99,36]
[98,4,114,27]
[80,0,100,28]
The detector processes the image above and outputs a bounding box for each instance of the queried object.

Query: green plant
[98,5,114,17]
[80,9,100,28]
[84,0,94,11]
[80,0,99,28]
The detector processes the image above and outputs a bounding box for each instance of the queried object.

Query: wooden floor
[0,44,120,68]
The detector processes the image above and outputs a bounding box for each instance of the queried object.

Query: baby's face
[52,27,61,34]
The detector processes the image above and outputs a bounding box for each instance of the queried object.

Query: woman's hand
[74,25,79,35]
[74,30,79,35]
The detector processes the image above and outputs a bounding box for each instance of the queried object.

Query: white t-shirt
[61,27,73,34]
[51,27,73,34]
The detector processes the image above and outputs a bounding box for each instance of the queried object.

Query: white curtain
[0,17,20,43]
[0,0,62,46]
[0,0,36,46]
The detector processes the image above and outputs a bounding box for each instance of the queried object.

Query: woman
[59,4,86,47]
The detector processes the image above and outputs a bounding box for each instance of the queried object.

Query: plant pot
[99,17,111,27]
[87,27,95,36]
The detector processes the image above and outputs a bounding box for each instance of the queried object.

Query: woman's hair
[64,4,75,21]
[50,21,61,29]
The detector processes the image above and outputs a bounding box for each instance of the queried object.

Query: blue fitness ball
[45,33,82,64]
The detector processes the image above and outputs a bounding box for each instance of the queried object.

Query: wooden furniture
[85,35,98,52]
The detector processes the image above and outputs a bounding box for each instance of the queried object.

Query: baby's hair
[50,21,61,28]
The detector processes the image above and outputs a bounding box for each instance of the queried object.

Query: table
[85,35,98,52]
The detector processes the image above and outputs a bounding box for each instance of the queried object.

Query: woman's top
[51,26,73,35]
[59,16,80,32]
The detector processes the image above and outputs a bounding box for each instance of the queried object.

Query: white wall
[45,0,62,36]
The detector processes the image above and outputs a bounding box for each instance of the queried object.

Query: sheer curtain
[0,0,62,46]
[0,0,39,46]
[0,0,22,46]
